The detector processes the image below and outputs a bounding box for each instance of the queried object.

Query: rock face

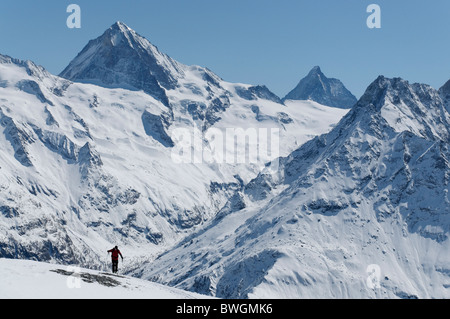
[283,66,357,109]
[141,110,174,148]
[439,79,450,105]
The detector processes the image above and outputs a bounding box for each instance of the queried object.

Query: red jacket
[108,248,123,261]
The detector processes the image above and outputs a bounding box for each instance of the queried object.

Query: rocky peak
[283,66,357,109]
[59,22,185,106]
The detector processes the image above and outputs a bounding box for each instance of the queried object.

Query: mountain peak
[101,21,138,49]
[283,66,357,109]
[59,22,185,106]
[111,21,130,30]
[308,65,322,75]
[358,75,434,109]
[351,75,450,142]
[106,21,139,45]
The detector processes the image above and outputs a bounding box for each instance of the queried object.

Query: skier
[107,246,123,273]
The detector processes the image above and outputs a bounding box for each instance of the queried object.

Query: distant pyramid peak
[283,66,357,109]
[308,65,322,75]
[106,21,140,42]
[111,21,130,30]
[101,21,137,48]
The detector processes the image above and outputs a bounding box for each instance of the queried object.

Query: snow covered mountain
[138,76,450,299]
[0,23,347,274]
[283,66,357,109]
[3,21,447,300]
[60,21,184,108]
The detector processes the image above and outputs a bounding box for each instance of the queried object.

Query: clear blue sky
[0,0,449,98]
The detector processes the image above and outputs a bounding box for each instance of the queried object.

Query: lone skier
[107,246,123,273]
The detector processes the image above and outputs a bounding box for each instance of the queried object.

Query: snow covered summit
[60,21,184,106]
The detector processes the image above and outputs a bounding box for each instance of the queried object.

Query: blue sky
[0,0,449,98]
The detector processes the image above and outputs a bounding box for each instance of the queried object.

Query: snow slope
[0,258,210,299]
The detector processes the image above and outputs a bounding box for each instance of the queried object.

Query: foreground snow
[0,258,211,299]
